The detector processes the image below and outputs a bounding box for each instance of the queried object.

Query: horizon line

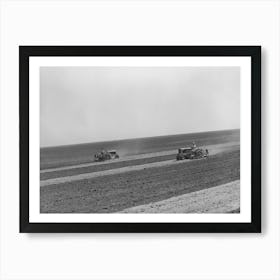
[40,127,240,149]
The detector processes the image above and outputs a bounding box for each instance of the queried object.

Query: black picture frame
[20,46,261,233]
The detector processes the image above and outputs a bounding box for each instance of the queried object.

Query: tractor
[94,150,119,162]
[176,144,208,161]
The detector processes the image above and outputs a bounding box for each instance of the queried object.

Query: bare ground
[40,129,240,170]
[40,153,176,180]
[40,142,240,183]
[120,180,240,213]
[40,149,240,213]
[40,149,177,174]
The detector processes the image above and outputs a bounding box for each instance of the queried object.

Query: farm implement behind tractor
[94,150,119,162]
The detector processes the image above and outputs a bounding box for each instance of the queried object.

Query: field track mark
[120,180,240,213]
[40,158,195,187]
[41,142,239,174]
[40,150,176,173]
[40,151,240,213]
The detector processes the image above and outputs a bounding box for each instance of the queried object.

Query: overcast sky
[40,66,240,147]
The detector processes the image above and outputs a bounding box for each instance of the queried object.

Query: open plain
[40,129,240,213]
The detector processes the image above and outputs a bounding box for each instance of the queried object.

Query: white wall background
[0,0,279,279]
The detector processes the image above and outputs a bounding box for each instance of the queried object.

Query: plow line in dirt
[40,158,195,187]
[40,150,177,173]
[41,142,239,174]
[120,180,240,213]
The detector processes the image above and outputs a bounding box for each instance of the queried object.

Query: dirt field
[40,141,239,181]
[40,129,240,213]
[120,180,240,213]
[40,129,240,169]
[40,153,176,180]
[40,147,240,213]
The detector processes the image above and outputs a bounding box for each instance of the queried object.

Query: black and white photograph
[40,66,241,214]
[3,1,279,279]
[19,46,261,233]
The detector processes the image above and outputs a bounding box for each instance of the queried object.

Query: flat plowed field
[121,180,240,213]
[40,141,239,181]
[40,149,240,213]
[40,129,240,169]
[40,153,176,180]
